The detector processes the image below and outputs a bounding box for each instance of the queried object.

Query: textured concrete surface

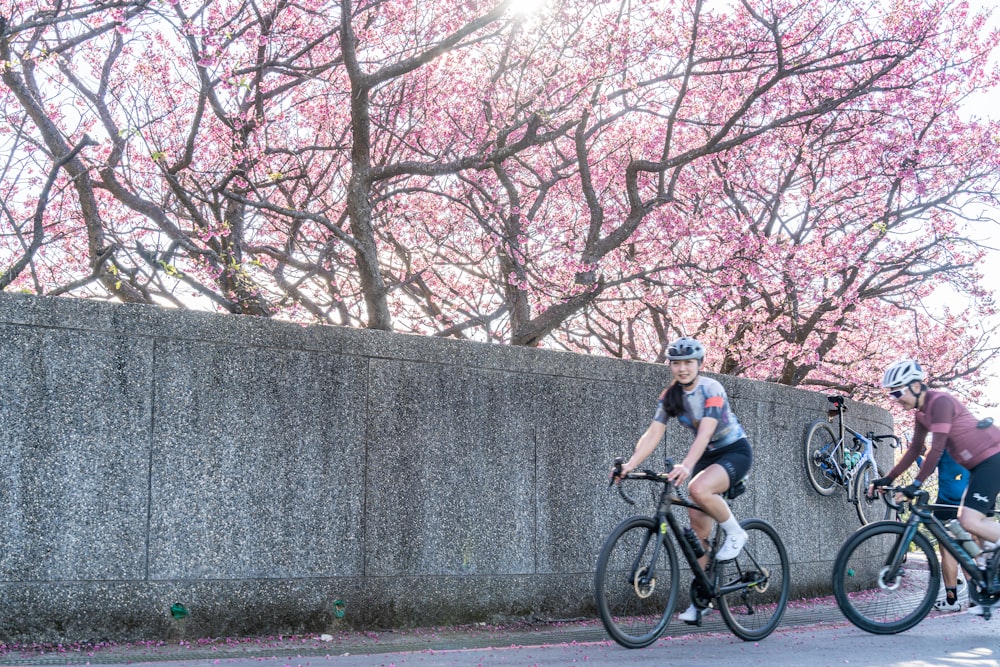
[0,292,894,643]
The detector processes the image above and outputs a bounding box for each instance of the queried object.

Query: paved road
[315,614,995,667]
[2,603,997,667]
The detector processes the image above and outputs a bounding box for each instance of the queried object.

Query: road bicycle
[594,458,790,648]
[803,395,901,525]
[832,486,1000,633]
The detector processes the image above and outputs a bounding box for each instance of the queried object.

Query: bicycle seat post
[827,395,847,439]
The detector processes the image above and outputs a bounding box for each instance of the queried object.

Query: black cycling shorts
[692,437,753,489]
[964,452,1000,515]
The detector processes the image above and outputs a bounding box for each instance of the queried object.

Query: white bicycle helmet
[881,359,925,388]
[667,336,705,361]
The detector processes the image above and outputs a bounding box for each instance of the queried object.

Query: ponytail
[661,381,686,418]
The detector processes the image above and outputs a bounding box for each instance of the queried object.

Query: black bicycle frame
[650,484,724,597]
[888,497,988,591]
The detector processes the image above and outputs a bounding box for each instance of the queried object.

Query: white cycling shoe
[933,598,961,612]
[716,529,748,561]
[678,603,715,624]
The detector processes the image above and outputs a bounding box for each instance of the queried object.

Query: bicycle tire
[715,518,790,641]
[853,460,892,525]
[832,521,939,634]
[594,515,679,648]
[804,420,839,495]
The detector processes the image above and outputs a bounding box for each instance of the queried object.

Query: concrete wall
[0,293,894,643]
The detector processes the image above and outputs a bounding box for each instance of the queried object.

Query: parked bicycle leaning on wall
[615,336,753,625]
[870,358,1000,616]
[802,394,898,525]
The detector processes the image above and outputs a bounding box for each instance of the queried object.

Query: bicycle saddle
[725,477,748,501]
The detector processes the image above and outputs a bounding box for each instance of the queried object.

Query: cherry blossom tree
[1,0,998,395]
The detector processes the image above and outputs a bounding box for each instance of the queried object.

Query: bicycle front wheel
[853,461,892,525]
[832,521,939,634]
[804,420,839,495]
[715,519,790,641]
[594,516,679,649]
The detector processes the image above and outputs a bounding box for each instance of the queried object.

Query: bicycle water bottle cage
[725,478,748,501]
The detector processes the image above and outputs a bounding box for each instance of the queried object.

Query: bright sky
[957,1,1000,415]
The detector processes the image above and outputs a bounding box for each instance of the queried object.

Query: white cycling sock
[720,515,743,536]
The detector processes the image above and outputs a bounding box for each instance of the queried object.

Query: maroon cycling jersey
[887,390,1000,484]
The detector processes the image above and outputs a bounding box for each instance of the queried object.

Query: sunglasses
[669,344,695,357]
[889,388,907,399]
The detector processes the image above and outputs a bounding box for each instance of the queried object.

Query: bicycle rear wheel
[853,461,892,525]
[715,519,790,641]
[832,521,938,634]
[804,420,839,495]
[594,516,679,648]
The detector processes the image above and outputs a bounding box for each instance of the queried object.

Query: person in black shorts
[928,450,969,611]
[872,359,1000,615]
[615,337,753,623]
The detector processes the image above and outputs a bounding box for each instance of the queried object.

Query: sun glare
[507,0,546,17]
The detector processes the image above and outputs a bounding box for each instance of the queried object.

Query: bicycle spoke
[833,522,938,634]
[804,420,840,496]
[853,461,892,525]
[595,517,678,648]
[715,519,790,641]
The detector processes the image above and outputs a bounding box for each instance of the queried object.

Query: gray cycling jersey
[653,376,748,451]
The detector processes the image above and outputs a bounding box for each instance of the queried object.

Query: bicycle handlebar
[871,485,929,511]
[876,486,998,520]
[609,457,675,506]
[870,433,902,449]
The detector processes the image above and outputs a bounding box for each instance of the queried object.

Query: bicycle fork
[629,522,665,598]
[877,523,920,590]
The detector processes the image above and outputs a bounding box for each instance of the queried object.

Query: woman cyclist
[872,359,1000,615]
[615,336,753,623]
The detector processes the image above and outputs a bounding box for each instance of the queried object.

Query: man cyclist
[871,359,1000,615]
[616,336,753,624]
[924,448,970,612]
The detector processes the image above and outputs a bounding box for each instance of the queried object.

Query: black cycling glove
[871,476,894,489]
[901,482,921,498]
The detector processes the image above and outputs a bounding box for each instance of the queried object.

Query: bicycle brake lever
[617,482,636,506]
[608,456,627,488]
[881,491,903,512]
